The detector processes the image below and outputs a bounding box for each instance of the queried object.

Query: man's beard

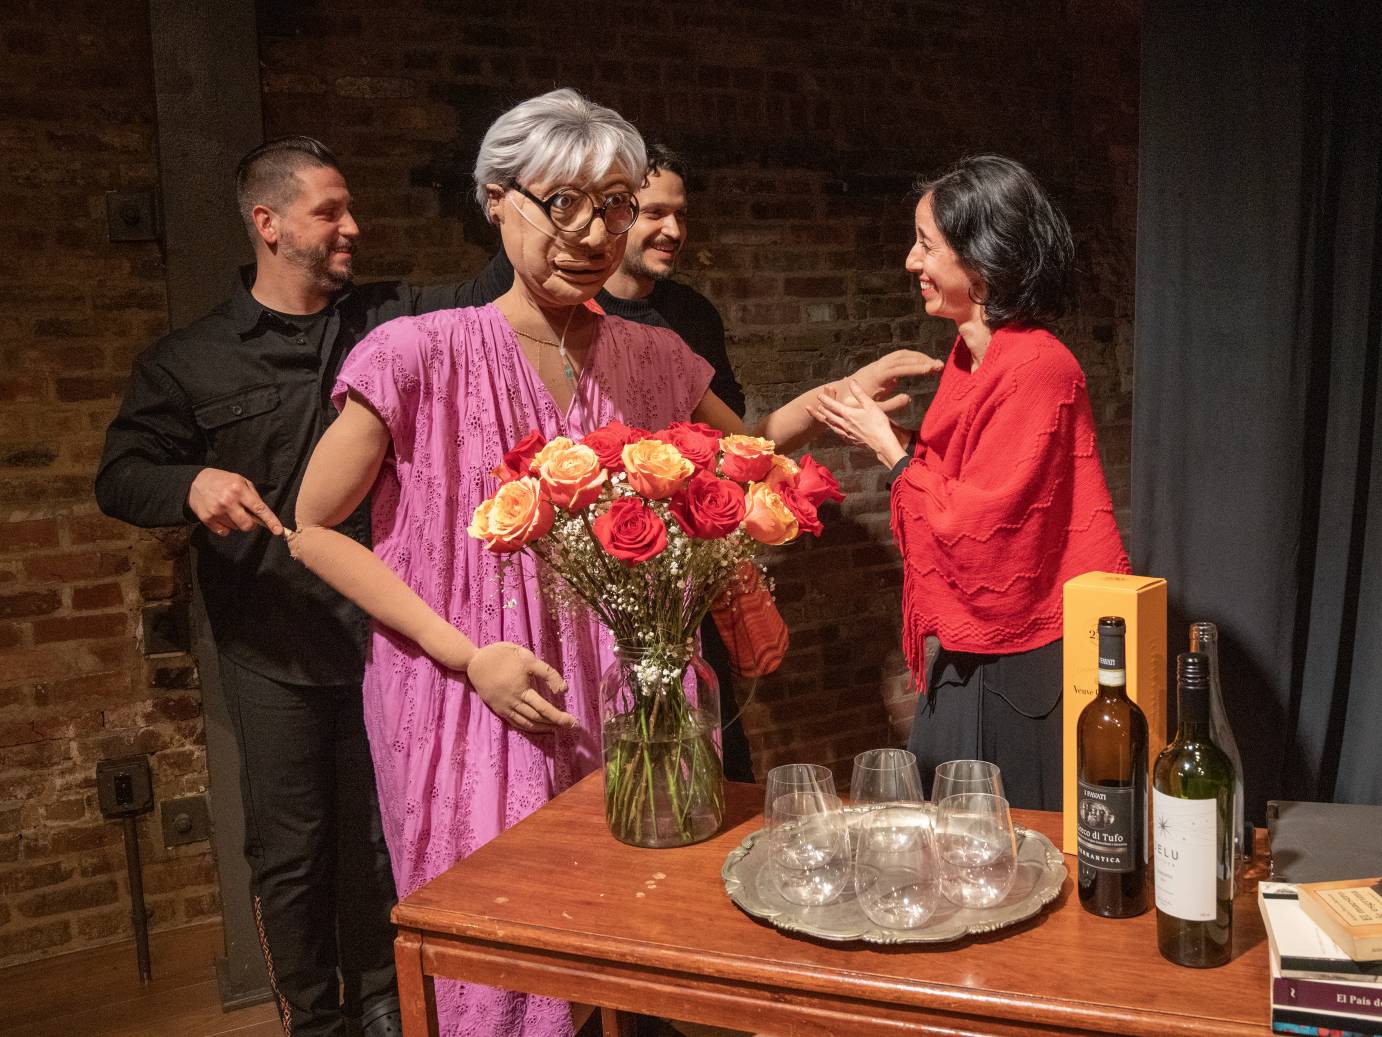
[281,230,352,291]
[621,240,679,282]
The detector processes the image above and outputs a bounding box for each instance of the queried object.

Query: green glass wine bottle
[1188,620,1249,885]
[1153,651,1235,967]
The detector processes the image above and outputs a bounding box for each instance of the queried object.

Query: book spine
[1275,977,1382,1019]
[1273,1006,1382,1036]
[1274,1024,1382,1037]
[1282,963,1382,983]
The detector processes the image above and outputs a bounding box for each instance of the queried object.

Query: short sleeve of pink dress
[333,304,711,1037]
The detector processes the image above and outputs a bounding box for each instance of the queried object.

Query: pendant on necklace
[563,363,574,380]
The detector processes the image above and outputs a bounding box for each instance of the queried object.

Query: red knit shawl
[890,326,1131,687]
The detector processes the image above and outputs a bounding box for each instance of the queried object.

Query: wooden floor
[0,923,280,1037]
[0,923,745,1037]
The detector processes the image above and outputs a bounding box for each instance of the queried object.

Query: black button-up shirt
[96,265,495,685]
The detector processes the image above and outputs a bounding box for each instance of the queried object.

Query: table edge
[392,913,1268,1036]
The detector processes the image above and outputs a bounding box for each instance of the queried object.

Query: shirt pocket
[192,384,290,487]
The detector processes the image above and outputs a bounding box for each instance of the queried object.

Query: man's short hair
[235,136,341,234]
[645,141,689,187]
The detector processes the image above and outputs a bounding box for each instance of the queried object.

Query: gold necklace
[512,328,562,349]
[513,322,584,382]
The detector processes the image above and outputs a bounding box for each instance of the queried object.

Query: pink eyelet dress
[332,303,712,1037]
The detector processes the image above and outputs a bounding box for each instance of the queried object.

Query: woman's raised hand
[464,642,577,733]
[814,378,912,468]
[846,349,944,412]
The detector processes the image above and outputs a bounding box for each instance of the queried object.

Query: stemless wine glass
[853,804,941,929]
[931,759,1004,803]
[764,763,837,820]
[935,792,1018,909]
[850,748,925,806]
[767,791,850,906]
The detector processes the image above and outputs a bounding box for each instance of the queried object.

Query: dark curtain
[1133,0,1382,814]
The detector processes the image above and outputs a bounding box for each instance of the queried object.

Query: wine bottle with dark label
[1153,651,1235,967]
[1077,616,1149,917]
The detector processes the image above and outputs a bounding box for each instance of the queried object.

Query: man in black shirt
[597,144,755,782]
[596,145,745,417]
[96,138,489,1037]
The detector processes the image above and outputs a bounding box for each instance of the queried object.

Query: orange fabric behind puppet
[710,561,788,677]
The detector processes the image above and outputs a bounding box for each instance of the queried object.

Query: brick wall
[0,4,219,967]
[258,0,1137,768]
[0,0,1136,967]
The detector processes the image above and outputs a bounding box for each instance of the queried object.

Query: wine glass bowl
[766,791,850,907]
[765,763,837,821]
[936,792,1018,909]
[853,804,942,929]
[850,748,924,807]
[931,759,1004,803]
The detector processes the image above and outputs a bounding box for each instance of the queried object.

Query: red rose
[592,497,667,565]
[492,430,547,484]
[580,421,649,472]
[778,484,823,537]
[652,421,723,470]
[794,454,845,506]
[670,471,746,539]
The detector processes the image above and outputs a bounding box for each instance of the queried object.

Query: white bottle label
[1152,788,1216,921]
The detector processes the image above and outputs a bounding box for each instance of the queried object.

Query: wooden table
[393,775,1271,1036]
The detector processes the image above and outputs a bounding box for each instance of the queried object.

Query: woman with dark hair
[815,155,1130,810]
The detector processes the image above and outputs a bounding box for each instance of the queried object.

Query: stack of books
[1260,880,1382,1036]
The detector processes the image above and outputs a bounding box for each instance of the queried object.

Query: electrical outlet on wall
[96,756,154,818]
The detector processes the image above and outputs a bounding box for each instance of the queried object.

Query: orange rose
[763,453,800,492]
[530,436,576,472]
[720,434,776,482]
[537,442,607,510]
[743,482,799,545]
[621,439,695,499]
[467,477,553,553]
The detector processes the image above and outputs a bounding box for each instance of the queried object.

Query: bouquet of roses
[468,419,844,845]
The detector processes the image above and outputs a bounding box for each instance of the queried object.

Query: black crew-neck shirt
[595,280,745,417]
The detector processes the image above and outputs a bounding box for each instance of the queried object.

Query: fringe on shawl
[899,577,931,695]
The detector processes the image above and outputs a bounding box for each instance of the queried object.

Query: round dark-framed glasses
[511,182,639,235]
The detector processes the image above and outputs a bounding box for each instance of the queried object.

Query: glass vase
[599,641,724,848]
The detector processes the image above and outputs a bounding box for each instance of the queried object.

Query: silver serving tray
[721,806,1068,944]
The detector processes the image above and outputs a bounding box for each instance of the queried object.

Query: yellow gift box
[1062,571,1168,855]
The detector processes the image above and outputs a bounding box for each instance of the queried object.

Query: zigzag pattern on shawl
[899,503,1120,600]
[891,356,1089,550]
[892,344,1122,687]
